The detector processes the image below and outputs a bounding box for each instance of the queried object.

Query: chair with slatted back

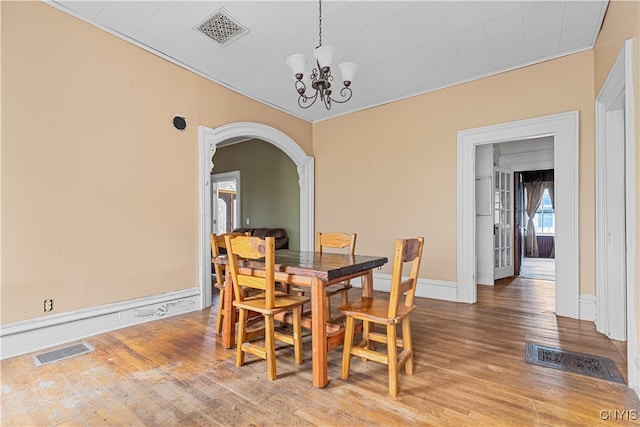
[210,232,249,333]
[225,235,309,381]
[291,232,356,323]
[338,237,424,397]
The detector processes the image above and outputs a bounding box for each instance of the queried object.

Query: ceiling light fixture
[286,0,358,110]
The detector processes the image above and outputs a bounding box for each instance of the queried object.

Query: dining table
[214,249,388,388]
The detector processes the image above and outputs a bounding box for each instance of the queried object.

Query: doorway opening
[518,169,556,282]
[475,137,557,287]
[595,39,636,389]
[198,122,315,310]
[211,171,240,235]
[458,111,578,318]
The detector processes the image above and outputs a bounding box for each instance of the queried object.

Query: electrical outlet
[44,299,53,312]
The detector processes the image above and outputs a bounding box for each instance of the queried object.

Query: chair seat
[234,294,309,315]
[338,297,415,325]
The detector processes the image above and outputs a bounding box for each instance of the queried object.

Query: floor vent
[33,342,95,366]
[525,342,624,384]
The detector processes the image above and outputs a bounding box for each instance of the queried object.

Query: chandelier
[285,0,358,110]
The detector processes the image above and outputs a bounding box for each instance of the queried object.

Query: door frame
[198,122,315,309]
[595,39,637,389]
[457,111,579,319]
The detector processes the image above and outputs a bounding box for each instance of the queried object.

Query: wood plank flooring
[2,277,639,426]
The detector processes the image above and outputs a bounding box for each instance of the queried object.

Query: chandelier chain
[318,0,322,46]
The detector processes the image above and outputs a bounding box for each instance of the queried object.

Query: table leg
[222,269,236,349]
[311,277,328,388]
[362,270,374,297]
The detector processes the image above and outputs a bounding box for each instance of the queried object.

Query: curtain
[546,182,555,258]
[524,182,545,257]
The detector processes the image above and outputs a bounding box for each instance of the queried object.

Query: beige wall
[2,0,638,328]
[593,0,640,347]
[313,51,596,287]
[0,2,311,323]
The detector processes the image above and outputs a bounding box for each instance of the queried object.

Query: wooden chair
[210,232,248,333]
[225,235,309,381]
[292,232,356,323]
[338,237,424,397]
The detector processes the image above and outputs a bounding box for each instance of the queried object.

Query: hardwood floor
[2,277,638,426]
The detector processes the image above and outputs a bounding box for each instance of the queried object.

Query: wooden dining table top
[215,249,388,282]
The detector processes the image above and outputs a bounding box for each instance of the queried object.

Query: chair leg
[265,315,277,381]
[402,318,414,375]
[341,316,355,380]
[236,308,247,367]
[215,288,224,333]
[341,288,349,305]
[387,324,399,398]
[292,305,303,364]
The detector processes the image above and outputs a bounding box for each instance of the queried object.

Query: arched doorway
[198,122,314,308]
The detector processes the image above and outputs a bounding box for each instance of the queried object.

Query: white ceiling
[48,0,609,123]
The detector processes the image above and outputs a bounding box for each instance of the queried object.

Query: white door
[494,167,514,279]
[475,144,495,285]
[211,171,240,234]
[597,107,627,340]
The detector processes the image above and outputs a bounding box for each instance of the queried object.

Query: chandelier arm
[323,95,332,110]
[297,91,319,109]
[294,79,307,95]
[327,86,353,104]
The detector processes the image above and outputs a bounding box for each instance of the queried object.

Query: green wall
[212,139,300,249]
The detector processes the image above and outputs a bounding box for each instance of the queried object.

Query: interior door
[494,167,514,279]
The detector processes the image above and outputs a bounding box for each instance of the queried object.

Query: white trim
[0,288,200,360]
[595,39,637,391]
[457,111,579,319]
[477,272,494,286]
[198,123,315,309]
[353,273,458,302]
[579,294,596,322]
[634,354,640,400]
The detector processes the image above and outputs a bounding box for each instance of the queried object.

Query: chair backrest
[210,232,249,287]
[315,232,356,255]
[388,237,424,319]
[225,235,276,309]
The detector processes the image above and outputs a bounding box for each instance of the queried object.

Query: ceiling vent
[196,9,249,47]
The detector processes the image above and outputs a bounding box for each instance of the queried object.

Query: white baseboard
[579,294,596,321]
[0,288,201,360]
[351,273,458,302]
[633,353,640,399]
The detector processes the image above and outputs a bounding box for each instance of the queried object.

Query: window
[534,188,554,234]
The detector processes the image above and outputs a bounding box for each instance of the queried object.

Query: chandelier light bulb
[286,53,306,79]
[312,45,335,70]
[338,62,358,85]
